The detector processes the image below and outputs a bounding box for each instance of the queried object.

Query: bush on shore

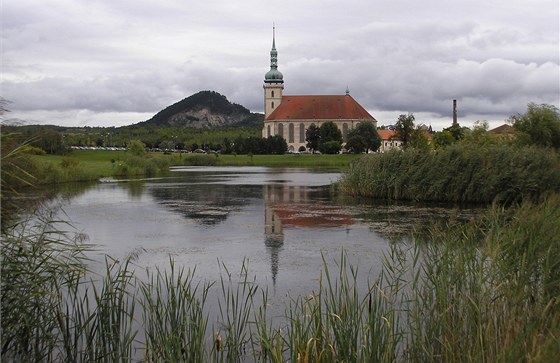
[338,144,560,203]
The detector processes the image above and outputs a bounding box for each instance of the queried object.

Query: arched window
[288,123,294,143]
[278,123,284,137]
[271,90,275,97]
[267,125,271,137]
[299,123,305,143]
[343,123,349,140]
[271,101,274,109]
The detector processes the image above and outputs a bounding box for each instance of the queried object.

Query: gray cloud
[2,0,558,130]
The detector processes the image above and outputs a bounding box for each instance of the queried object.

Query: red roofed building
[377,129,403,152]
[262,27,377,152]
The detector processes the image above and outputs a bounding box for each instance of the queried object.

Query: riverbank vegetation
[340,103,560,204]
[24,150,359,181]
[2,193,558,362]
[338,143,560,203]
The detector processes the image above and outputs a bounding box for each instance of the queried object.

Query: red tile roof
[489,124,515,134]
[266,95,376,121]
[377,129,397,141]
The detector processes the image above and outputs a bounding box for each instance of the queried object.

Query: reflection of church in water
[263,184,353,284]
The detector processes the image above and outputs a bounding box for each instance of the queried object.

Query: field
[30,150,360,180]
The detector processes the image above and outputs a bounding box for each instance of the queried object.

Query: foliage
[346,120,381,153]
[1,134,38,231]
[432,130,457,149]
[510,102,560,149]
[443,122,469,141]
[128,139,146,156]
[460,120,499,147]
[31,128,71,155]
[404,195,560,362]
[408,125,432,151]
[305,123,320,152]
[320,140,342,154]
[318,121,343,154]
[338,143,560,203]
[395,113,415,148]
[232,135,287,154]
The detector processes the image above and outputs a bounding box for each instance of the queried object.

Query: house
[261,27,377,152]
[489,124,516,140]
[377,129,403,152]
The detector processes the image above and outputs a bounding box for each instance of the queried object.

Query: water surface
[48,166,479,300]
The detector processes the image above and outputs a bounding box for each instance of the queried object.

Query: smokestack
[452,99,458,126]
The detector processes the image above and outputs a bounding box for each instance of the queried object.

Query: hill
[139,91,264,128]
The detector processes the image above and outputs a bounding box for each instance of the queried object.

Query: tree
[321,140,342,154]
[432,130,456,149]
[461,120,497,147]
[510,103,560,149]
[266,135,288,154]
[409,128,431,151]
[33,128,69,155]
[305,124,320,153]
[443,123,468,141]
[128,140,146,156]
[318,121,343,154]
[395,113,415,148]
[346,120,381,153]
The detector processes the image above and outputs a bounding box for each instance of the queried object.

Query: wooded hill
[137,90,264,128]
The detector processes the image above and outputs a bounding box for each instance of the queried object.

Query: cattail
[214,331,222,352]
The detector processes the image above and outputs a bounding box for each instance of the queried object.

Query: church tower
[263,26,284,119]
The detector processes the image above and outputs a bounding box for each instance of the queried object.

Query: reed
[214,260,260,362]
[139,259,211,362]
[2,195,558,362]
[404,194,560,362]
[338,144,560,203]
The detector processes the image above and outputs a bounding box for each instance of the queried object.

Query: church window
[271,90,275,97]
[343,123,349,140]
[278,123,284,137]
[299,123,305,143]
[289,123,294,143]
[267,125,271,137]
[271,101,274,109]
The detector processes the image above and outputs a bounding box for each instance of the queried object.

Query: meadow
[27,150,359,184]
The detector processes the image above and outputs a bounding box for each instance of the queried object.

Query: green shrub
[339,144,560,203]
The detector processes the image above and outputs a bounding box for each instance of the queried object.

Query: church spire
[265,24,283,83]
[272,23,276,50]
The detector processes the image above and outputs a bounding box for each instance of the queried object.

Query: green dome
[265,68,283,82]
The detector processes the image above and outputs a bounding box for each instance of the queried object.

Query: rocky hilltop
[140,91,263,128]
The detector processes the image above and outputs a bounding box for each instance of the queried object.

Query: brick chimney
[453,99,458,126]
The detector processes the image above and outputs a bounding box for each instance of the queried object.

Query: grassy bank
[338,144,560,203]
[2,194,558,362]
[27,151,358,183]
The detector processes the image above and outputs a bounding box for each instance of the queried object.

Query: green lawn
[29,150,360,182]
[30,150,127,178]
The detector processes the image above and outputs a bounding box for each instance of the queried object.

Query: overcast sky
[2,0,559,130]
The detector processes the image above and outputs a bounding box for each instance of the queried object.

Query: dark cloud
[2,0,558,129]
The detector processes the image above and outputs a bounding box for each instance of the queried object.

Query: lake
[40,166,479,303]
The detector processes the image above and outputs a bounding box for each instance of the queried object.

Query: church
[261,28,378,152]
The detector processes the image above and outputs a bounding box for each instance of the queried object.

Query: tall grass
[405,194,560,362]
[2,195,558,362]
[338,144,560,203]
[140,260,211,362]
